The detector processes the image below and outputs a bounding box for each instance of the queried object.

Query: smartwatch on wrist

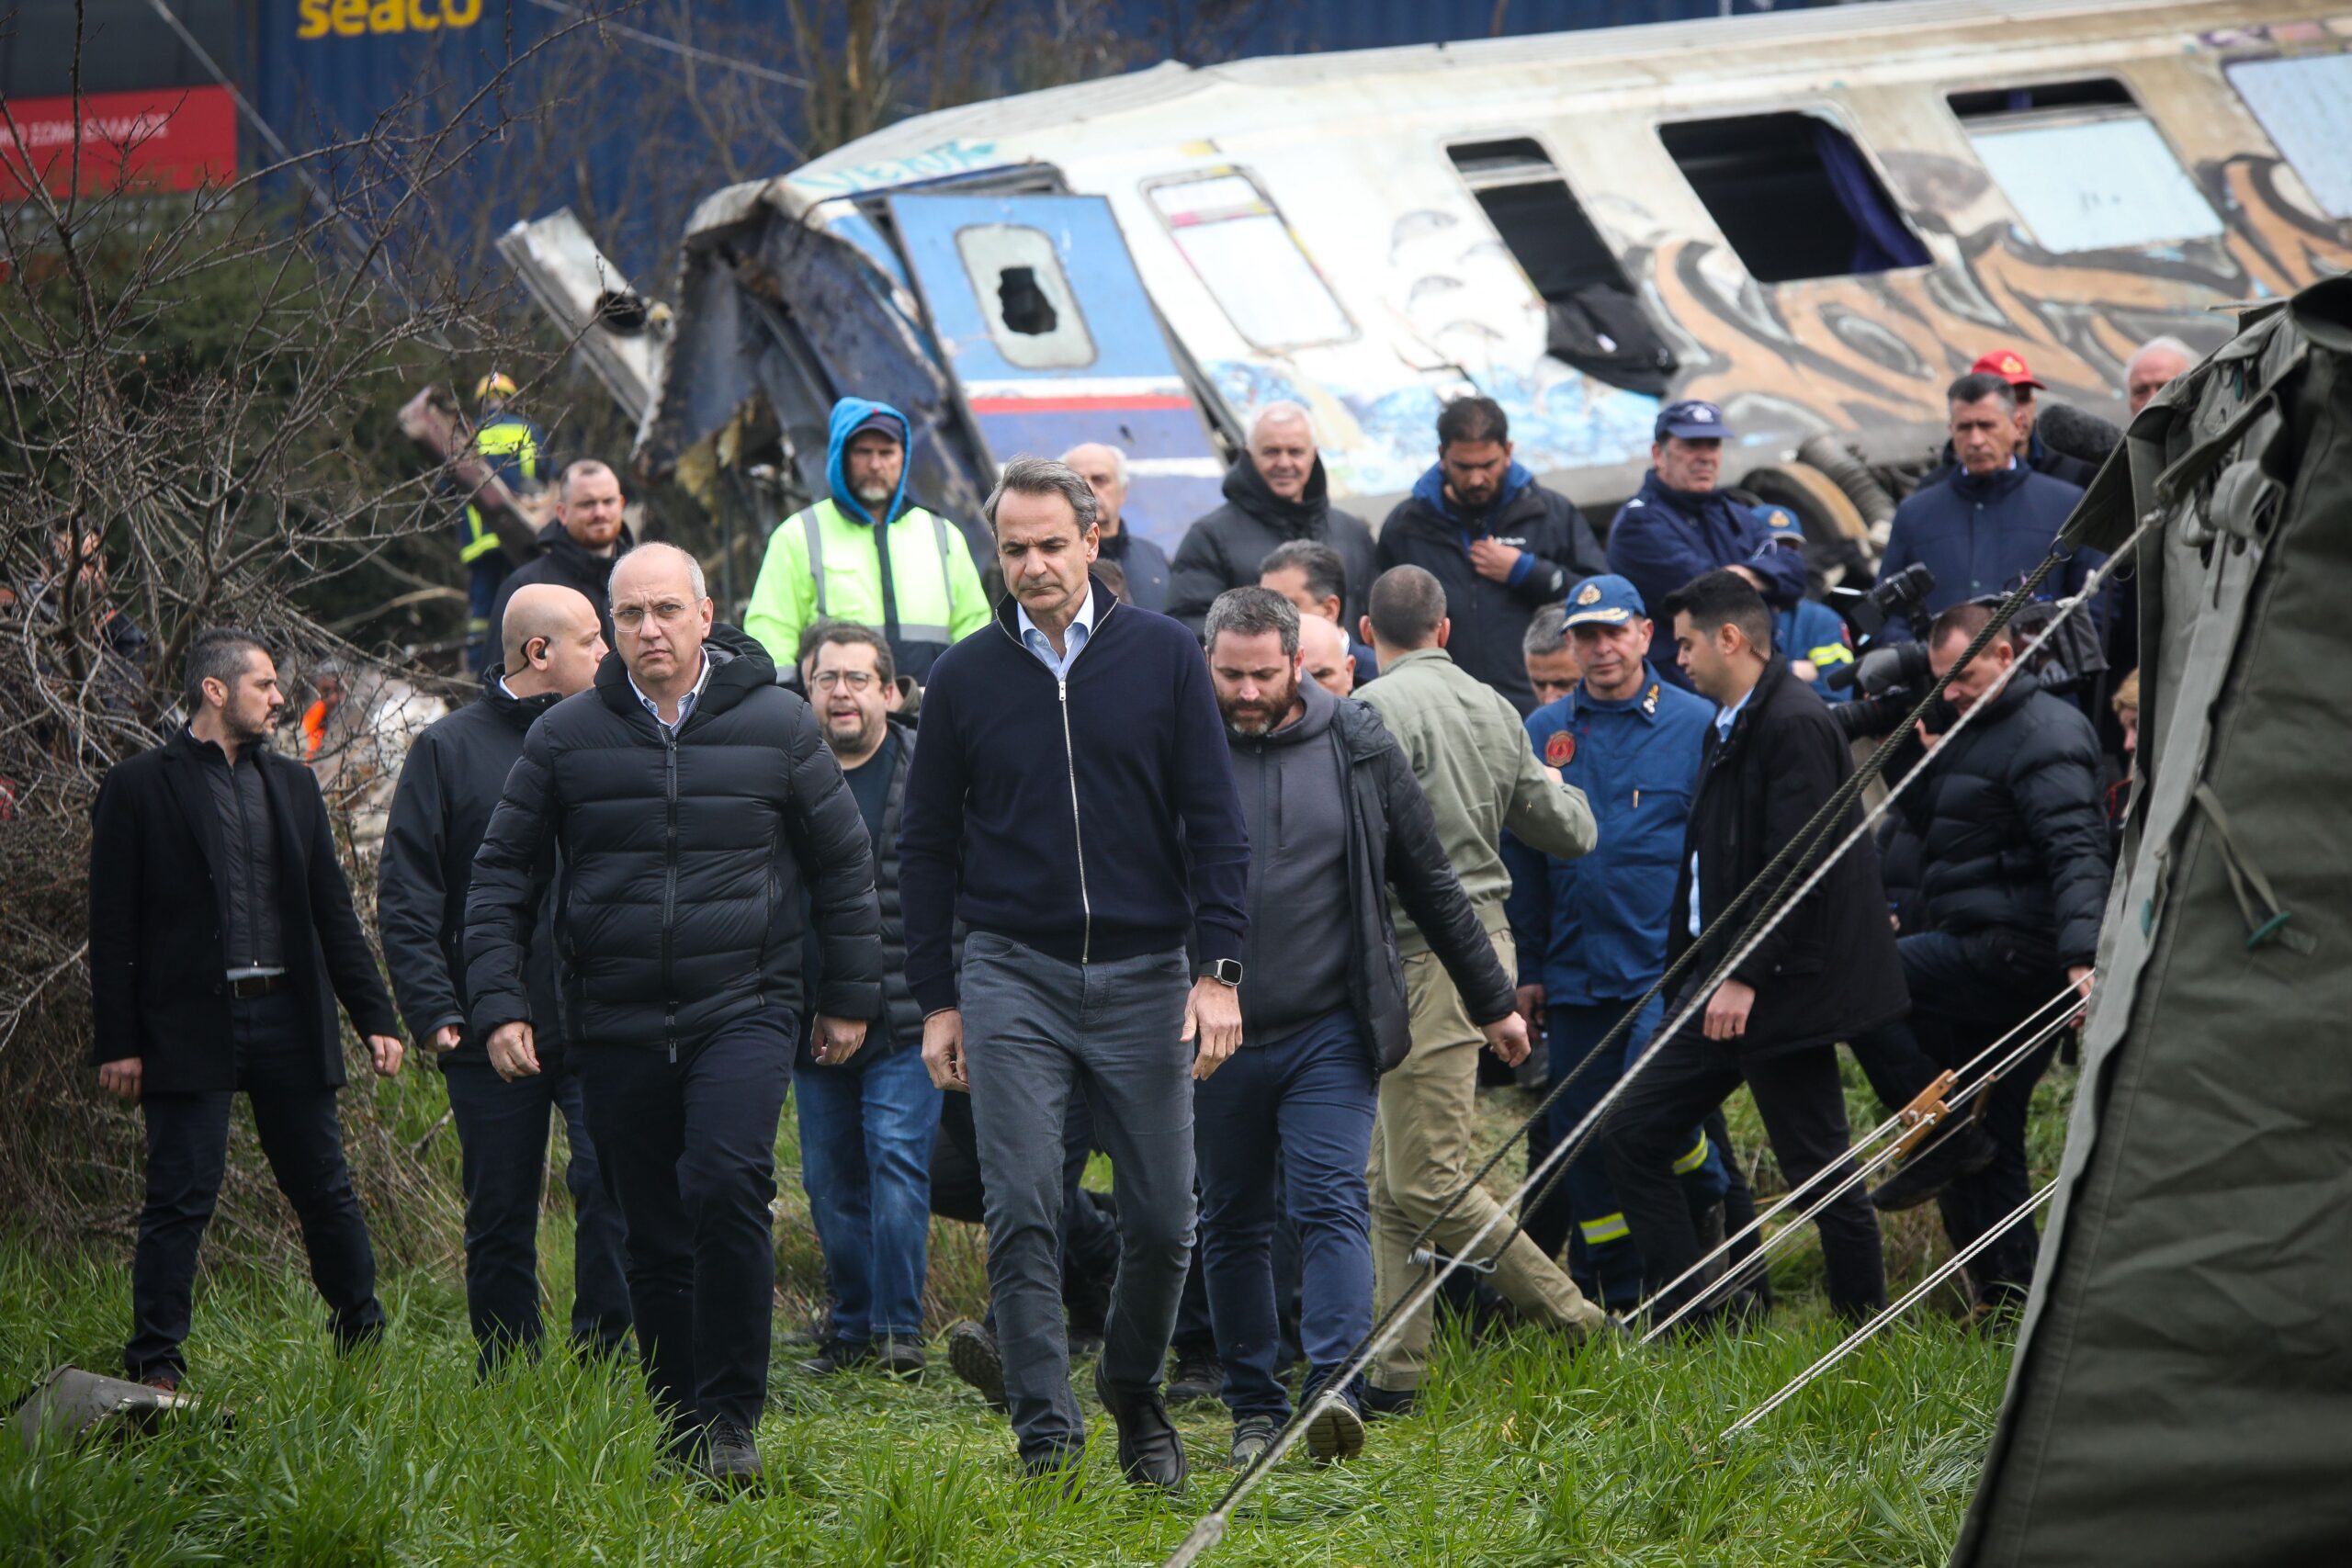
[1202,959,1244,988]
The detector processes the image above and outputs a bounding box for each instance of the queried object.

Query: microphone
[2037,401,2123,470]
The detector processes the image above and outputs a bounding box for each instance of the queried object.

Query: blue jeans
[1194,1009,1378,1420]
[1525,997,1726,1309]
[796,1043,943,1343]
[440,1054,632,1372]
[572,1008,795,1437]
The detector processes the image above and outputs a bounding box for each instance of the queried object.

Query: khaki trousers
[1367,930,1606,1392]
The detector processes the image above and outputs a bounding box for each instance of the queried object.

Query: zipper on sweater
[1058,674,1091,963]
[662,726,680,1058]
[1000,594,1114,964]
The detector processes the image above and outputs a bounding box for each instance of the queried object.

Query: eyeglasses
[811,669,876,692]
[612,601,691,630]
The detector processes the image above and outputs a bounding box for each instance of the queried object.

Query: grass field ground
[0,1064,2072,1566]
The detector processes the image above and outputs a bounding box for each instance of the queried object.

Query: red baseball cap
[1971,350,2045,390]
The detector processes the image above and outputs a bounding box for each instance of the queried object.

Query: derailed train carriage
[505,0,2352,580]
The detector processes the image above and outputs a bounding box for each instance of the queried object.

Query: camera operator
[1862,603,2110,1319]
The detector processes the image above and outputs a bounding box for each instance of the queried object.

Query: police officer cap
[1654,400,1733,442]
[1757,505,1804,547]
[1562,574,1647,631]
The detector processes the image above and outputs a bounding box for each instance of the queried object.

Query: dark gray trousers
[960,931,1194,1462]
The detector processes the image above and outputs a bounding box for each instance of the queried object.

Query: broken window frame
[1445,134,1679,395]
[2224,52,2352,221]
[950,221,1099,370]
[1143,167,1356,353]
[1943,75,2225,253]
[1655,106,1931,286]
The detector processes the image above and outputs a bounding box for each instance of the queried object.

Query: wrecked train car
[511,0,2352,571]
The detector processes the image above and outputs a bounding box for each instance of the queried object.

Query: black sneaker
[1230,1412,1281,1468]
[1165,1348,1225,1406]
[1361,1383,1418,1421]
[700,1417,763,1489]
[877,1337,926,1381]
[1871,1122,1998,1213]
[945,1320,1007,1412]
[795,1335,875,1378]
[1303,1395,1365,1464]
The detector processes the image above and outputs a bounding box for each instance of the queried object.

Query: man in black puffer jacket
[466,543,883,1486]
[379,585,630,1375]
[1867,601,2109,1312]
[1167,402,1376,638]
[1376,396,1607,714]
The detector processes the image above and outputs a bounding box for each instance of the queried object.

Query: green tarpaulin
[1955,276,2352,1564]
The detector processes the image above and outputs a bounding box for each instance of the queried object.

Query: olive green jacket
[1354,647,1596,954]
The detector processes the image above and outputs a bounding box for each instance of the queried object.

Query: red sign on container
[0,85,238,201]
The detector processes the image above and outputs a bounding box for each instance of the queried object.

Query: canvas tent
[1954,275,2352,1562]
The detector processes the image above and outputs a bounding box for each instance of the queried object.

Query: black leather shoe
[1093,1359,1188,1492]
[1361,1383,1418,1421]
[1871,1122,1998,1213]
[945,1321,1007,1411]
[700,1417,763,1489]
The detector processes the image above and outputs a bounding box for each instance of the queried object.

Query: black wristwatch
[1202,959,1244,987]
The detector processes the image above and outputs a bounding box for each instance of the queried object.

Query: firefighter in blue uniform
[1504,575,1731,1308]
[1755,506,1855,703]
[459,373,547,673]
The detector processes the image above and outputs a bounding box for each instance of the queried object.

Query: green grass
[0,1065,2073,1566]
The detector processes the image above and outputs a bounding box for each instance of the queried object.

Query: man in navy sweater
[900,457,1250,1491]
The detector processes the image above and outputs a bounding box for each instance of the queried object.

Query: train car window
[1657,113,1929,284]
[1147,171,1354,351]
[1946,77,2224,252]
[1447,138,1677,397]
[2226,53,2352,220]
[952,224,1098,370]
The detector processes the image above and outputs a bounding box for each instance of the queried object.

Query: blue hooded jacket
[1409,459,1544,588]
[827,397,912,526]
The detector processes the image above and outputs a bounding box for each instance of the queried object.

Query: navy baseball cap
[1562,574,1647,630]
[1757,504,1804,547]
[1654,400,1732,442]
[845,409,904,444]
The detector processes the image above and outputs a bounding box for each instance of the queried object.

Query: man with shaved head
[1168,402,1375,638]
[1063,442,1171,613]
[382,582,630,1377]
[1297,610,1357,698]
[487,457,635,656]
[468,542,885,1486]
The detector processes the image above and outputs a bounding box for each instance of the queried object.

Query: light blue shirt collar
[1016,585,1099,682]
[629,649,711,735]
[1713,679,1755,741]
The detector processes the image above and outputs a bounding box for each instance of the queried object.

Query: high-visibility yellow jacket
[460,416,545,566]
[743,497,990,680]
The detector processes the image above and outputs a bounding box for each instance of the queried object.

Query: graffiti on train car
[1658,151,2352,434]
[1204,145,2349,497]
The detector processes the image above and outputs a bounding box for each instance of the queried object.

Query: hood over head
[827,398,912,527]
